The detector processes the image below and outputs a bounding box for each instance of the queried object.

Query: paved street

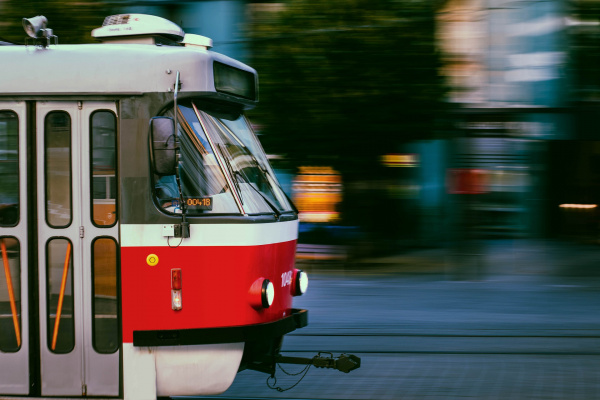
[214,353,600,400]
[190,259,600,400]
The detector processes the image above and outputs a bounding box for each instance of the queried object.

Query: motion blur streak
[2,1,600,399]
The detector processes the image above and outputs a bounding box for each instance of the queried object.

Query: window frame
[90,236,120,354]
[45,236,75,354]
[89,110,118,228]
[0,236,21,352]
[0,110,20,227]
[44,111,73,229]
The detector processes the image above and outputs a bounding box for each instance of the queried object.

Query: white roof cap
[92,14,185,41]
[182,34,213,50]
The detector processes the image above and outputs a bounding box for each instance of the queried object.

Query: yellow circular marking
[146,254,159,266]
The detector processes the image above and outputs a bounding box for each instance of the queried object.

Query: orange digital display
[184,197,213,211]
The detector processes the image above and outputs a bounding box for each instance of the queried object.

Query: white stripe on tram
[120,219,299,247]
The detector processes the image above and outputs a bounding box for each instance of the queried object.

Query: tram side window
[0,237,21,352]
[46,238,75,354]
[91,237,119,353]
[90,111,117,227]
[0,111,19,226]
[45,112,72,228]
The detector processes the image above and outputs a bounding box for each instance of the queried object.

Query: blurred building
[436,0,600,240]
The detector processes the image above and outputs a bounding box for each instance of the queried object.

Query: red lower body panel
[121,240,297,343]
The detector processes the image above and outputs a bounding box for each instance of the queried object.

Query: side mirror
[149,116,177,176]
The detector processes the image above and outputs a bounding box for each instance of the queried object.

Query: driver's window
[151,104,237,215]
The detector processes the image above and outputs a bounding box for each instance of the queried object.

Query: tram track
[185,397,355,400]
[185,340,600,400]
[4,339,599,400]
[277,348,600,356]
[279,332,600,355]
[288,331,600,338]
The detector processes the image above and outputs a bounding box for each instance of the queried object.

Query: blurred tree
[248,0,448,244]
[570,0,600,102]
[0,0,114,44]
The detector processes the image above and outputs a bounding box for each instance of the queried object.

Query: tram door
[36,101,120,396]
[0,101,29,395]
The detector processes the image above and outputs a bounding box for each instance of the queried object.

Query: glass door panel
[0,101,29,395]
[81,102,120,397]
[37,101,120,397]
[37,102,83,396]
[46,238,74,354]
[92,237,119,354]
[0,236,22,352]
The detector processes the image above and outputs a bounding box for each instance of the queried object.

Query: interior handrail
[1,238,21,348]
[51,242,71,351]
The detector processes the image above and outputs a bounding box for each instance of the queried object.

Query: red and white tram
[0,14,355,400]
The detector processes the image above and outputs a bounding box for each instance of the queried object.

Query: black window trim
[0,235,21,352]
[89,109,118,228]
[45,236,75,354]
[44,111,73,229]
[90,236,120,354]
[0,110,20,227]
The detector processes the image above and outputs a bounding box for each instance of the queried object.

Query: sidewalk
[297,239,600,278]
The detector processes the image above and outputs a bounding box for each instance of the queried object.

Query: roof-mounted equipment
[23,15,57,47]
[182,34,213,50]
[91,14,185,45]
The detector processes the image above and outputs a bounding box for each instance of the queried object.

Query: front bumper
[133,308,308,347]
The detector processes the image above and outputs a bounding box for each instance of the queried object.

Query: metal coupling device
[269,352,361,373]
[252,351,361,392]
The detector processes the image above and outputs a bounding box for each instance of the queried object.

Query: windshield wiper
[234,169,282,219]
[208,116,290,217]
[218,120,287,194]
[217,143,243,204]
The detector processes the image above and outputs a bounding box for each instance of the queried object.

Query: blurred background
[3,2,600,398]
[2,0,600,267]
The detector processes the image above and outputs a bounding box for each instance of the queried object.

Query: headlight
[263,280,275,308]
[293,269,308,296]
[248,277,275,309]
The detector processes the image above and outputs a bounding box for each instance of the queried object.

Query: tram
[0,14,358,400]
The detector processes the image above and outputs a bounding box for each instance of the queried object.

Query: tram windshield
[155,101,293,216]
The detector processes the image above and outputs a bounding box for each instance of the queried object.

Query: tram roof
[0,43,257,100]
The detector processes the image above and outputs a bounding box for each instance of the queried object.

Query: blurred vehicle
[292,166,342,224]
[292,166,352,260]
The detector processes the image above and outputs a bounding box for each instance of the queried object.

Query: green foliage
[0,0,114,44]
[249,0,448,175]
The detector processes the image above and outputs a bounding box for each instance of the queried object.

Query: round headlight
[295,270,309,296]
[262,279,275,308]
